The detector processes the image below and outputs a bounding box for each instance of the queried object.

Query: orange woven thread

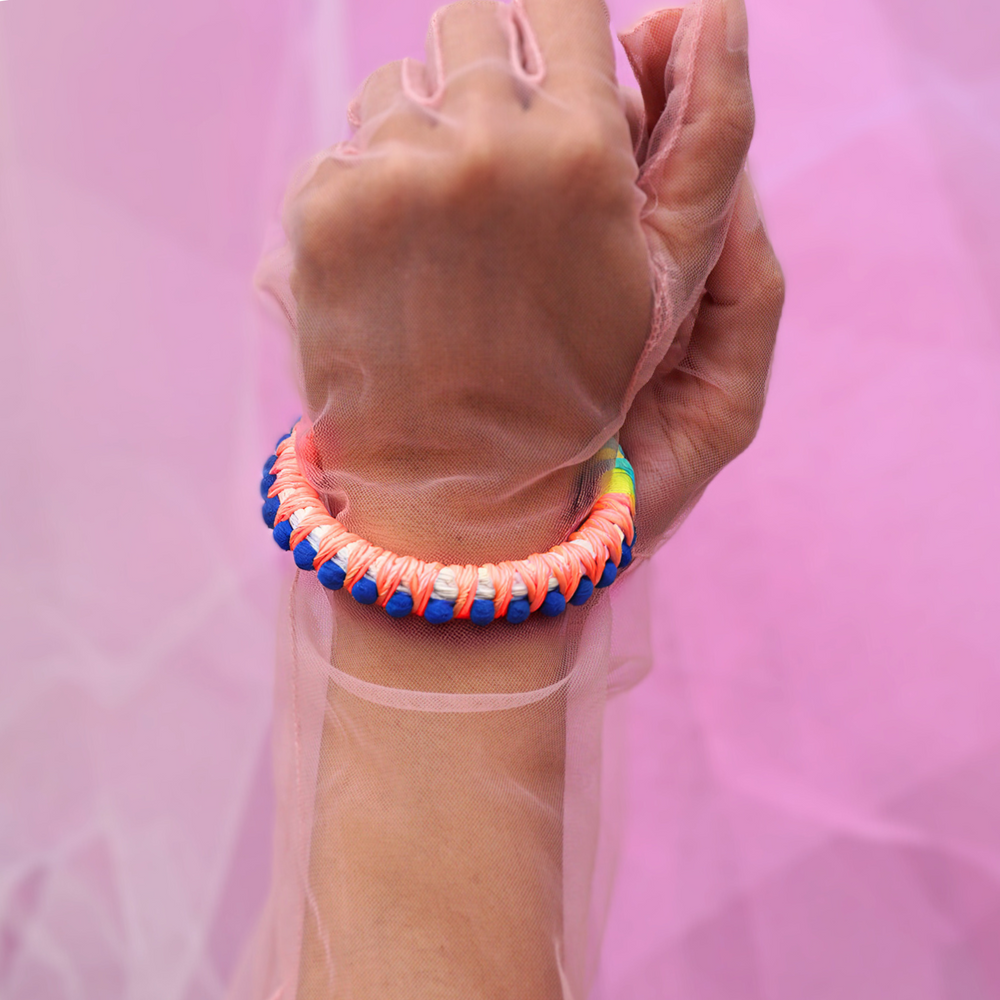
[546,543,585,599]
[373,553,411,609]
[268,429,301,499]
[406,558,444,616]
[558,537,601,584]
[484,562,516,616]
[516,553,558,612]
[569,523,613,579]
[344,544,384,591]
[452,565,481,619]
[589,493,635,546]
[289,505,336,552]
[268,421,634,614]
[313,523,360,567]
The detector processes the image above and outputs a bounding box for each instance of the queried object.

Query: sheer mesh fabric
[232,573,647,999]
[235,1,774,997]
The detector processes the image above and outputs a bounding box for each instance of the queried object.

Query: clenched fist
[261,0,780,567]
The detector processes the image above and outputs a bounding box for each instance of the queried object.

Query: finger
[353,61,407,123]
[688,173,782,401]
[618,86,645,156]
[621,172,784,544]
[640,0,755,306]
[429,1,519,107]
[516,0,618,98]
[353,60,435,146]
[617,8,684,151]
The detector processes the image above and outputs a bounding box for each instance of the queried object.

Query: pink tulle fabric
[1,0,999,998]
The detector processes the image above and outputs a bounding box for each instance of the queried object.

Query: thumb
[620,0,755,417]
[641,0,754,290]
[620,171,784,549]
[618,7,684,159]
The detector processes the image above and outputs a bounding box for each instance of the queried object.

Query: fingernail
[725,0,749,52]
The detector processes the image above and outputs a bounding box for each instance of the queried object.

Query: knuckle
[750,249,786,323]
[730,396,766,454]
[375,148,423,202]
[454,121,505,186]
[557,121,612,177]
[705,391,765,463]
[290,154,427,274]
[765,264,786,318]
[544,117,625,205]
[366,151,437,225]
[430,130,507,213]
[289,186,344,275]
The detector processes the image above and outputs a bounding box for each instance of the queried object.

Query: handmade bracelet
[260,420,636,624]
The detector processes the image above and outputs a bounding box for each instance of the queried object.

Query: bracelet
[260,420,636,625]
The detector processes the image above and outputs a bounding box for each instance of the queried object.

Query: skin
[282,0,785,996]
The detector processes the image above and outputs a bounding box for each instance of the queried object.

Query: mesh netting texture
[239,0,781,997]
[6,0,1000,994]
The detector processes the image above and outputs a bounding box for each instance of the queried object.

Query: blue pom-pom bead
[619,541,633,569]
[262,454,278,476]
[569,577,594,606]
[260,473,276,499]
[385,592,413,618]
[293,539,317,571]
[262,496,280,529]
[273,520,293,550]
[540,590,566,617]
[351,578,379,605]
[506,598,530,624]
[276,432,291,446]
[318,560,345,590]
[597,561,617,588]
[470,599,495,626]
[424,599,454,624]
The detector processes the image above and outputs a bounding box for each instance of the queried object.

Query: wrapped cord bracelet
[261,420,636,625]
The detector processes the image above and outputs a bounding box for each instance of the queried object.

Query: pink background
[1,0,998,997]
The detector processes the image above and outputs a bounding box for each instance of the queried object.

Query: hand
[622,168,784,549]
[262,0,763,566]
[616,10,783,546]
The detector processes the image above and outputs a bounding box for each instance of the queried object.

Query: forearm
[299,599,579,999]
[293,455,599,996]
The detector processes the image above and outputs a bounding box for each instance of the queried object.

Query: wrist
[320,465,595,679]
[266,423,629,636]
[332,464,590,567]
